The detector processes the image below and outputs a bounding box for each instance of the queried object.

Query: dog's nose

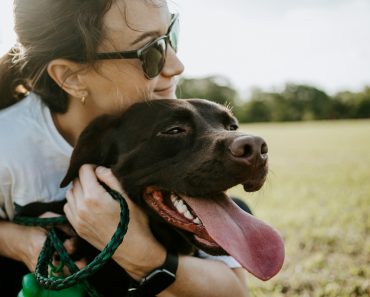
[229,136,268,162]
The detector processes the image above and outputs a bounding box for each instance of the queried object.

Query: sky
[1,0,370,97]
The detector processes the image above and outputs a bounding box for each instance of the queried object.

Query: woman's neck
[51,99,98,147]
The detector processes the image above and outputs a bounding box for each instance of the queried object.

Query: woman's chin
[153,89,177,99]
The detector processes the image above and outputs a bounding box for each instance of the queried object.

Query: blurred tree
[238,100,271,123]
[239,84,333,122]
[355,87,370,118]
[332,91,354,118]
[176,76,239,107]
[334,87,370,119]
[282,84,332,120]
[176,75,370,122]
[236,88,273,122]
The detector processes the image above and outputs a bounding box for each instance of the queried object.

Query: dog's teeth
[176,200,188,213]
[193,217,201,225]
[170,195,197,222]
[184,210,194,220]
[173,198,195,220]
[177,204,188,214]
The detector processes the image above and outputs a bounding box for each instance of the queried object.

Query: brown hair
[0,0,113,112]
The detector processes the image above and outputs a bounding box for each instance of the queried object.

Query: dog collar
[128,252,178,296]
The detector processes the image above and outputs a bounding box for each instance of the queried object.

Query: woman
[0,0,249,296]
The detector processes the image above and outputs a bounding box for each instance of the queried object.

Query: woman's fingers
[39,211,62,219]
[54,237,87,275]
[75,258,88,270]
[78,164,100,195]
[94,166,123,192]
[64,177,87,228]
[63,237,77,254]
[63,237,88,271]
[64,166,119,249]
[64,188,77,226]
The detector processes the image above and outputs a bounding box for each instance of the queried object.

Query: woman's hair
[0,0,113,112]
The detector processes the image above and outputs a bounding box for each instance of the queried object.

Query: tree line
[176,76,370,123]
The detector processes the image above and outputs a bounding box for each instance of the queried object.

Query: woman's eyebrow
[130,31,161,46]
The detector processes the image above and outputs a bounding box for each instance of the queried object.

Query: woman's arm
[156,257,248,297]
[64,165,249,297]
[0,216,83,272]
[0,220,47,271]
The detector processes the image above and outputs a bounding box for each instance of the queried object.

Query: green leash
[14,186,130,297]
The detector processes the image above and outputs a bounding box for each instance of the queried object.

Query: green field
[228,119,370,297]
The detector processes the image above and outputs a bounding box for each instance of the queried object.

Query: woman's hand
[0,219,79,273]
[64,165,166,280]
[18,213,84,272]
[17,224,48,272]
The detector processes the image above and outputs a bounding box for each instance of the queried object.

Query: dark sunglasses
[96,13,179,80]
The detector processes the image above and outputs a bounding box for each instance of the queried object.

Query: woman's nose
[161,47,185,78]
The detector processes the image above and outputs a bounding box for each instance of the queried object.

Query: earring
[81,95,86,105]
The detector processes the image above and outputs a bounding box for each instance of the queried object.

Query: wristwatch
[128,252,179,296]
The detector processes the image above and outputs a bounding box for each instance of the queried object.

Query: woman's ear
[47,59,87,98]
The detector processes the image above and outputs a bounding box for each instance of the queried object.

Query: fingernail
[96,166,108,174]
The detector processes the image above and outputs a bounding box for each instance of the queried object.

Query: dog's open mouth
[143,187,223,253]
[143,186,285,281]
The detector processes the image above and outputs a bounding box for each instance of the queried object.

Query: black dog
[61,99,284,295]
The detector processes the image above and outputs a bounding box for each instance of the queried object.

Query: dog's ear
[60,114,120,188]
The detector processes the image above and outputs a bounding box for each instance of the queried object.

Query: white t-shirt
[0,93,241,268]
[0,93,72,220]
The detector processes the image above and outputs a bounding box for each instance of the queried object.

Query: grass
[227,119,370,297]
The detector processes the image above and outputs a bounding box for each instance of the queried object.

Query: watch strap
[128,252,178,297]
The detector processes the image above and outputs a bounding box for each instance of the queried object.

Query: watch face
[141,269,176,295]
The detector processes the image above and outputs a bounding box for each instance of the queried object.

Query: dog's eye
[229,124,239,131]
[161,127,186,135]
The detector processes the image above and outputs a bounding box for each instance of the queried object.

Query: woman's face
[80,0,184,115]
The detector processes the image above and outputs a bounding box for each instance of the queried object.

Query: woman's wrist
[0,221,30,260]
[0,220,47,271]
[113,243,166,280]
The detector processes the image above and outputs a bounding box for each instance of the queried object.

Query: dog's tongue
[182,194,285,281]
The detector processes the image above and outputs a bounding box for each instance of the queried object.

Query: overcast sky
[1,0,369,96]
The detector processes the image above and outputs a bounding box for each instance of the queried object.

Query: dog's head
[61,99,284,281]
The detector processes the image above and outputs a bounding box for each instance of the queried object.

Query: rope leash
[14,186,129,296]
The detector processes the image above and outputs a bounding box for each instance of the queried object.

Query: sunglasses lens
[169,17,179,53]
[142,38,166,79]
[140,15,179,79]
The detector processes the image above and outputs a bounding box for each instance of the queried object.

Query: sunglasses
[96,13,179,80]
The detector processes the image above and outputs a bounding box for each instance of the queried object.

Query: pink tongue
[182,194,285,281]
